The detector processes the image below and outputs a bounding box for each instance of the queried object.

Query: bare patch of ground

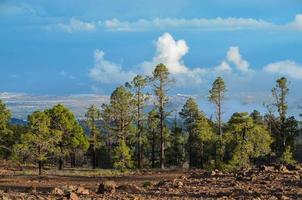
[0,165,301,199]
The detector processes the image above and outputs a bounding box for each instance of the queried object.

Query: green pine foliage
[280,146,296,165]
[113,139,133,171]
[0,100,13,158]
[180,97,216,169]
[146,108,160,168]
[165,118,185,167]
[85,105,102,168]
[0,70,301,172]
[13,111,61,175]
[46,104,89,169]
[152,63,173,169]
[224,112,273,170]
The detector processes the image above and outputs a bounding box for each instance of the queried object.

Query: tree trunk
[151,130,155,168]
[200,143,204,169]
[218,91,223,163]
[38,161,42,176]
[71,151,76,168]
[188,129,192,169]
[59,157,63,170]
[160,109,164,169]
[92,147,97,169]
[137,89,142,169]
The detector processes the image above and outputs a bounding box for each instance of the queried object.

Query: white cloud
[287,14,302,31]
[89,49,136,84]
[103,17,273,31]
[140,33,210,85]
[89,33,254,86]
[226,46,251,73]
[264,60,302,79]
[46,18,96,33]
[142,32,189,74]
[215,60,232,73]
[46,14,302,33]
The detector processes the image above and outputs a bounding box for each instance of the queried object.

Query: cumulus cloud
[264,60,302,79]
[89,50,136,84]
[142,33,189,74]
[45,18,96,33]
[214,60,232,73]
[226,46,251,73]
[141,33,210,85]
[89,33,254,86]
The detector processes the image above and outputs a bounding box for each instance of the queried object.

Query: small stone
[179,175,187,180]
[157,180,168,187]
[118,184,142,193]
[66,192,79,200]
[251,175,257,182]
[279,165,289,173]
[51,188,65,195]
[28,186,37,194]
[76,186,89,195]
[97,181,116,194]
[173,179,184,188]
[260,165,274,172]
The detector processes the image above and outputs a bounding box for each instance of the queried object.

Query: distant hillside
[9,118,27,125]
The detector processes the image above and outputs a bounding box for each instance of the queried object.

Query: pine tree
[180,98,215,168]
[209,77,226,164]
[102,86,135,169]
[152,63,172,169]
[166,117,185,167]
[226,112,272,169]
[13,111,61,175]
[271,77,289,154]
[146,108,160,168]
[46,104,89,170]
[113,139,133,171]
[85,105,102,169]
[102,86,135,141]
[128,75,149,169]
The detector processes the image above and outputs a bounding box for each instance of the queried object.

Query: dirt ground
[0,165,301,200]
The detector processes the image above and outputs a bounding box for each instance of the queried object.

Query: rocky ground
[0,165,301,200]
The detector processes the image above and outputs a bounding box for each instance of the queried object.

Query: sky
[1,0,302,119]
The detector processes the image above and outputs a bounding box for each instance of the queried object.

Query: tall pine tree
[152,63,172,169]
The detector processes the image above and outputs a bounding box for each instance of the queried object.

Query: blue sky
[1,0,302,118]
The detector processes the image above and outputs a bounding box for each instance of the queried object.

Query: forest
[0,63,301,176]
